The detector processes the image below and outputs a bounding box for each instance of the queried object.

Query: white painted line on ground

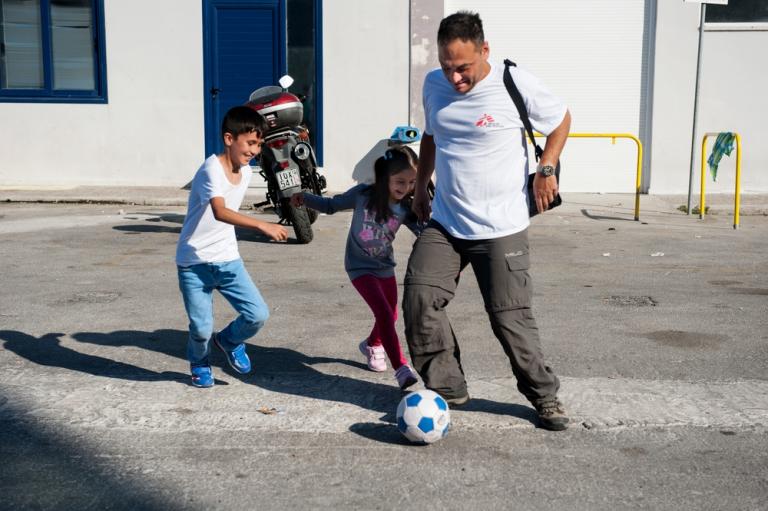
[3,374,767,433]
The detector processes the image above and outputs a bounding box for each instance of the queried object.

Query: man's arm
[209,197,288,241]
[413,134,436,222]
[533,109,571,213]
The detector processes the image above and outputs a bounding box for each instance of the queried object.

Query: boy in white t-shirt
[176,106,288,388]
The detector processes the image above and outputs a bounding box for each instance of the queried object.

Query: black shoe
[534,397,569,431]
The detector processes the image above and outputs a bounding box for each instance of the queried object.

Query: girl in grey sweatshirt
[291,145,423,389]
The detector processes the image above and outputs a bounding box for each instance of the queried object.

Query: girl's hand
[290,192,304,207]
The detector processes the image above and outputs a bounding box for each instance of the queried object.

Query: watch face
[540,165,555,177]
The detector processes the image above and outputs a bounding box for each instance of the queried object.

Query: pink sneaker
[359,339,387,372]
[395,364,418,390]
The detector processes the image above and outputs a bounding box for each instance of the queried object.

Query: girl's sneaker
[395,364,418,390]
[359,339,387,372]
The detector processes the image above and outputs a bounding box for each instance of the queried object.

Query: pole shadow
[580,208,635,222]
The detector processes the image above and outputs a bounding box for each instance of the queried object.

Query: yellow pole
[700,134,709,219]
[734,133,742,229]
[532,132,643,220]
[632,135,643,221]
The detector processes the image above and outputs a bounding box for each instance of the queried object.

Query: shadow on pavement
[0,330,188,383]
[2,328,539,425]
[0,398,184,511]
[113,224,181,234]
[111,223,302,245]
[580,208,635,222]
[349,422,413,445]
[243,344,405,414]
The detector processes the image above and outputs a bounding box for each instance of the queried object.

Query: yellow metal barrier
[700,132,742,229]
[532,132,643,221]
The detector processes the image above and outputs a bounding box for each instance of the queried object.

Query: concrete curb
[1,187,766,215]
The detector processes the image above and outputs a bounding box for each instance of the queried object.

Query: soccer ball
[396,389,451,444]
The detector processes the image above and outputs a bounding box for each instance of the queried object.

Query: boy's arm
[209,197,288,241]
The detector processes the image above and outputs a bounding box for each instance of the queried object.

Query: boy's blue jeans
[177,259,269,366]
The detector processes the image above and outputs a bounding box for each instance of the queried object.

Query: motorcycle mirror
[278,75,294,90]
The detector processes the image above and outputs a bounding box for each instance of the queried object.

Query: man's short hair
[221,105,268,139]
[437,11,484,48]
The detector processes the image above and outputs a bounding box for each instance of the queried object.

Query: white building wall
[696,29,768,194]
[635,1,768,196]
[320,0,410,191]
[0,0,205,187]
[646,0,699,195]
[441,0,649,194]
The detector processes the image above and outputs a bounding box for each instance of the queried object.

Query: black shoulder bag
[503,59,562,217]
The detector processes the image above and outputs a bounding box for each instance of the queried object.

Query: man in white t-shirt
[176,106,288,388]
[403,11,571,431]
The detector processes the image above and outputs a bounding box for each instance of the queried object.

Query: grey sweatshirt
[302,184,422,279]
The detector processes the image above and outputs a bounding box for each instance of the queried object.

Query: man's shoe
[190,364,214,388]
[534,397,569,431]
[394,365,418,390]
[214,334,251,374]
[359,339,387,372]
[445,393,470,407]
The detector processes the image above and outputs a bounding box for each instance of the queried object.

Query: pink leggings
[351,274,408,370]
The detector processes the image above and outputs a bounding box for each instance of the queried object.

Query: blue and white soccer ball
[396,389,451,444]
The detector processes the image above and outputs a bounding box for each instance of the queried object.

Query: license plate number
[276,168,301,190]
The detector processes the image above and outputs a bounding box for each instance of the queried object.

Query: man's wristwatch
[537,163,556,177]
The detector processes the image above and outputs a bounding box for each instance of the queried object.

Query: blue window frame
[0,0,107,103]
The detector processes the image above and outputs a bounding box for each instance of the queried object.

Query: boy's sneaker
[534,397,569,431]
[394,365,418,390]
[213,333,251,374]
[190,364,214,388]
[359,339,387,372]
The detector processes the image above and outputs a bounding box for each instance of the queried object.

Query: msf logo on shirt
[475,113,501,128]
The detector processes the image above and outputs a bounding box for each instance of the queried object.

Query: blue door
[203,0,286,156]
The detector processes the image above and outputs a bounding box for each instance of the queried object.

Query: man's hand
[533,173,559,214]
[260,223,289,242]
[412,185,432,223]
[290,192,304,207]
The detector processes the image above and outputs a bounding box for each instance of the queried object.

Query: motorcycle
[246,75,326,244]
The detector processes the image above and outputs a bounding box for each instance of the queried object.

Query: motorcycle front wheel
[282,200,313,244]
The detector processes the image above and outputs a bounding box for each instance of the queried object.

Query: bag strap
[503,59,543,162]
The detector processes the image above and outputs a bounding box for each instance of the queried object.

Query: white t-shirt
[423,61,567,240]
[175,154,252,266]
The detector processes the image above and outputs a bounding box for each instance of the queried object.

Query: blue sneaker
[214,334,251,374]
[190,364,214,388]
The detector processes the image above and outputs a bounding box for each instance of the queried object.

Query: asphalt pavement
[1,189,766,510]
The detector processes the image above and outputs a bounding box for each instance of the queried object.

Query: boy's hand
[290,193,304,207]
[261,223,289,242]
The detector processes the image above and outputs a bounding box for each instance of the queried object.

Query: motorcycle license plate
[276,168,301,191]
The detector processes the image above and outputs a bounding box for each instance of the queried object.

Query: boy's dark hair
[367,145,418,223]
[221,105,268,139]
[437,11,484,48]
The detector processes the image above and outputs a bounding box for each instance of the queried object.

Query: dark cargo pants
[403,221,560,404]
